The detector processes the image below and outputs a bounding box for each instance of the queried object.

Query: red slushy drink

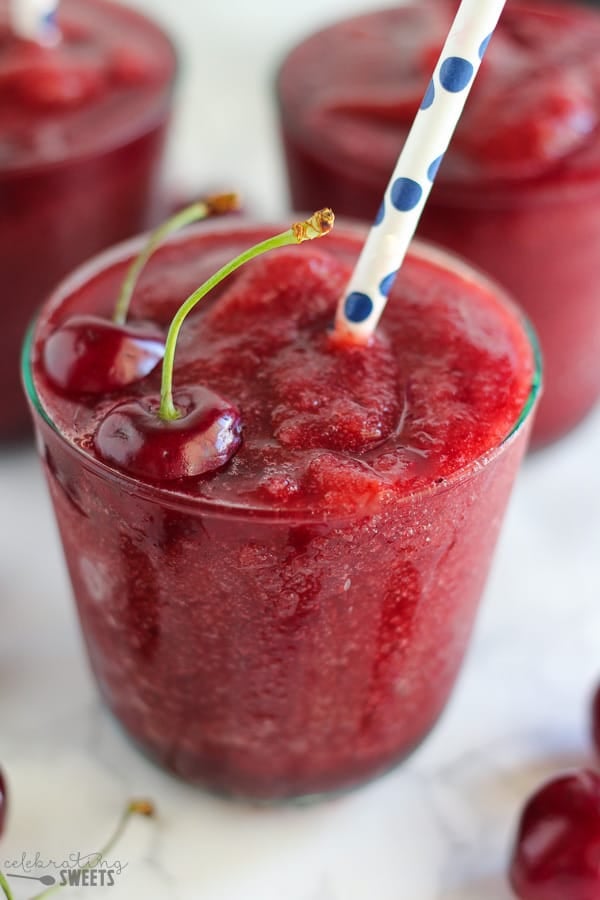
[0,0,176,438]
[25,222,540,800]
[277,0,600,447]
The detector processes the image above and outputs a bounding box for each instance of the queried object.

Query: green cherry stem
[29,801,156,900]
[158,207,335,422]
[112,193,240,326]
[0,871,15,900]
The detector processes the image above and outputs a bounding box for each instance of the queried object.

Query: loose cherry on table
[509,769,600,900]
[92,208,334,482]
[41,194,240,397]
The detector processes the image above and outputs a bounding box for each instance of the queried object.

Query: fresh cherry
[509,769,600,900]
[94,387,243,481]
[43,315,165,395]
[0,766,6,838]
[41,196,241,398]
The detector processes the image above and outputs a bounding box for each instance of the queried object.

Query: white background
[1,1,600,898]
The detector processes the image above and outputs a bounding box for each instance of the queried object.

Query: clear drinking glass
[23,224,541,800]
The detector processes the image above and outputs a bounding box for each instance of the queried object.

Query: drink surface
[278,0,600,187]
[31,225,535,514]
[0,0,175,171]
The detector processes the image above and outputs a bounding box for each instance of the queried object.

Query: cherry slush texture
[0,0,175,437]
[277,0,600,446]
[29,225,537,799]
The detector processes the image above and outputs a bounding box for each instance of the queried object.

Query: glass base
[104,701,440,806]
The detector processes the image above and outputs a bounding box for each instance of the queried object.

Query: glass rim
[22,219,543,524]
[0,0,179,179]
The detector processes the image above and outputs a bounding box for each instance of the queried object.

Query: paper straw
[335,0,507,341]
[10,0,60,45]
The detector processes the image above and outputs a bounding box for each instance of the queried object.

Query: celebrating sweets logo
[0,800,154,899]
[3,852,127,889]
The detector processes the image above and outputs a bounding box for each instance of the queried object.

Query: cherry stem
[158,208,335,422]
[29,800,156,900]
[112,194,240,326]
[0,871,14,900]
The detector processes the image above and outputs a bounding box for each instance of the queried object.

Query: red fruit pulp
[27,224,538,799]
[277,0,600,447]
[0,0,176,438]
[509,770,600,900]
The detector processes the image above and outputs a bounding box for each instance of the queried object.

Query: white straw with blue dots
[10,0,60,45]
[335,0,506,341]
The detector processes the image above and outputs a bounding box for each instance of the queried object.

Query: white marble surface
[2,1,600,897]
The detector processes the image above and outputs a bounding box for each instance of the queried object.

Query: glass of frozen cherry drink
[277,0,600,447]
[23,213,540,801]
[0,0,176,438]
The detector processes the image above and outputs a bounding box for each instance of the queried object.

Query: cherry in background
[508,683,600,900]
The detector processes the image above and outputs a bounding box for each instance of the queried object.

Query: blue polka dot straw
[336,0,507,341]
[9,0,60,45]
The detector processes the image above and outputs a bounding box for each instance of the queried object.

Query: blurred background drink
[0,0,176,439]
[277,0,600,447]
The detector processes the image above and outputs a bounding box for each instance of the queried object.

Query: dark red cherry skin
[43,315,165,395]
[0,766,7,838]
[93,387,242,481]
[509,769,600,900]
